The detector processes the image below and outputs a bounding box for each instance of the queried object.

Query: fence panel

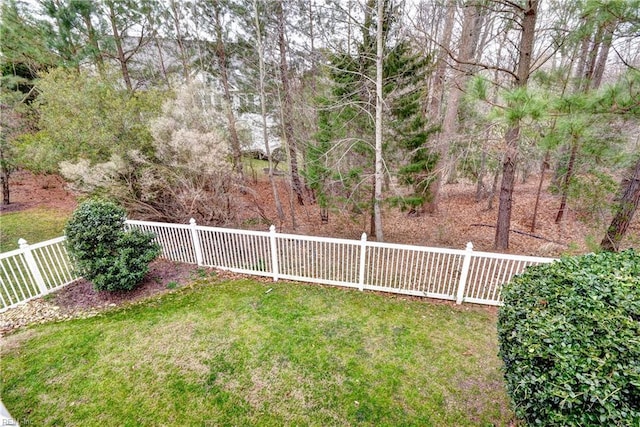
[30,238,77,290]
[464,252,555,305]
[126,220,196,264]
[0,237,79,312]
[0,250,38,310]
[364,242,466,300]
[124,220,557,306]
[275,233,362,287]
[198,226,272,276]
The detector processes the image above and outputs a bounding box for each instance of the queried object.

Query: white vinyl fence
[126,219,556,306]
[0,219,556,312]
[0,237,79,312]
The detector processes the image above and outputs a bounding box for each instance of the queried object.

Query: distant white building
[189,71,281,158]
[237,113,282,158]
[128,37,282,158]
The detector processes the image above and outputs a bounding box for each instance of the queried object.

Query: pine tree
[305,1,435,234]
[388,42,436,213]
[0,0,56,204]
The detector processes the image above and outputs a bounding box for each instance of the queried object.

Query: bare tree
[103,0,152,92]
[494,0,539,250]
[426,1,480,213]
[276,0,305,205]
[253,0,286,223]
[202,0,244,177]
[373,0,385,241]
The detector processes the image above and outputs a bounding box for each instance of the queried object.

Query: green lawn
[1,279,515,426]
[0,208,69,252]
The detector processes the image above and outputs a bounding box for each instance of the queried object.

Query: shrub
[497,250,640,426]
[60,81,241,225]
[65,199,160,292]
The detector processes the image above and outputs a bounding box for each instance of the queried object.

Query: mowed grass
[0,208,70,252]
[1,279,514,426]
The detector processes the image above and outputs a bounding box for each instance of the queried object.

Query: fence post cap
[269,225,276,232]
[189,218,197,225]
[466,242,473,251]
[18,238,28,247]
[361,232,367,241]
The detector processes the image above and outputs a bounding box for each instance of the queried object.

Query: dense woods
[1,0,639,251]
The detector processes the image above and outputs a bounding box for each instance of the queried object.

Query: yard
[1,277,514,426]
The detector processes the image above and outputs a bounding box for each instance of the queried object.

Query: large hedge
[498,250,640,426]
[65,199,160,292]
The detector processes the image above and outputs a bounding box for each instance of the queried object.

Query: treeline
[1,0,639,251]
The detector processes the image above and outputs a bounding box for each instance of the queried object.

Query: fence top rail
[0,236,68,260]
[365,239,468,255]
[274,231,364,245]
[26,236,67,250]
[196,226,271,238]
[125,219,191,230]
[0,247,25,259]
[125,219,273,238]
[469,250,557,263]
[123,219,558,264]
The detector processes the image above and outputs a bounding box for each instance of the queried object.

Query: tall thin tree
[253,0,286,223]
[495,0,539,250]
[276,0,305,205]
[373,0,385,241]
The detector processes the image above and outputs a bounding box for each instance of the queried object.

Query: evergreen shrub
[65,199,160,292]
[498,250,640,426]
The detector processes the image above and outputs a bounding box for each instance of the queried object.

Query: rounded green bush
[65,199,160,292]
[498,250,640,426]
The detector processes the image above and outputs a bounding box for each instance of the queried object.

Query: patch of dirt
[0,169,77,214]
[236,174,638,256]
[0,260,206,335]
[53,259,203,311]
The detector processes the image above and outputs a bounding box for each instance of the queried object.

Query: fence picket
[269,225,279,281]
[19,239,48,295]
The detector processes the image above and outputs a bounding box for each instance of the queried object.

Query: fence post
[456,242,474,305]
[189,218,204,266]
[19,239,48,295]
[269,225,279,281]
[358,232,367,291]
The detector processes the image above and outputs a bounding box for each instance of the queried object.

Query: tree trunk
[427,0,455,121]
[591,19,617,90]
[582,24,603,88]
[573,23,590,91]
[81,11,104,74]
[152,36,169,86]
[487,165,501,211]
[425,2,477,213]
[253,0,284,223]
[276,0,305,206]
[494,0,538,250]
[495,128,519,249]
[373,0,384,241]
[169,0,191,82]
[555,139,578,223]
[107,3,133,92]
[213,2,243,177]
[0,146,10,205]
[475,150,487,202]
[530,151,549,232]
[601,157,640,252]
